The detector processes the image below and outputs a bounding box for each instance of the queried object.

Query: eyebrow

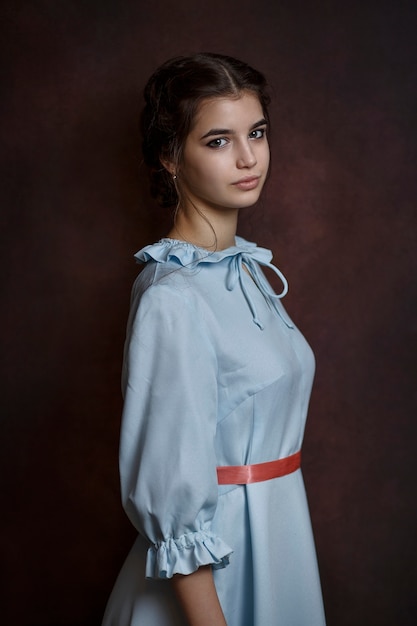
[200,118,267,140]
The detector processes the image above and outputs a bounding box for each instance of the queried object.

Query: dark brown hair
[141,52,270,207]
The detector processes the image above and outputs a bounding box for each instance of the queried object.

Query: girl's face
[177,91,270,216]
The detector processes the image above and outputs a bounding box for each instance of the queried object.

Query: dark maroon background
[1,1,416,625]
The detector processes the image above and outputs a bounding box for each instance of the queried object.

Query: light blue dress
[102,237,326,626]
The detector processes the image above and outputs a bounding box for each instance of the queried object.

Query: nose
[236,140,257,169]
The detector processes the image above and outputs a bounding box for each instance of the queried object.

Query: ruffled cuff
[145,530,233,579]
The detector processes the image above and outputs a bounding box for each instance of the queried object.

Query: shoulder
[126,265,215,358]
[132,258,195,302]
[130,237,222,307]
[127,262,201,334]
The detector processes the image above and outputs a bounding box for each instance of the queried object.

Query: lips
[232,176,261,191]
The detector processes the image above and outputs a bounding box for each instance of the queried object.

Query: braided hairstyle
[141,53,270,207]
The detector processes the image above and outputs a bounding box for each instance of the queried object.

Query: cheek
[260,143,270,168]
[183,156,226,189]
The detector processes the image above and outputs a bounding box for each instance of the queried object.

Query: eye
[249,128,266,140]
[207,137,228,148]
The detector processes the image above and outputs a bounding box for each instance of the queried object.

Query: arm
[171,565,227,626]
[120,284,232,576]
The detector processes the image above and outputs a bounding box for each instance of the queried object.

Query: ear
[160,156,176,177]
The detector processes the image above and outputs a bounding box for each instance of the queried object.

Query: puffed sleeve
[119,278,233,579]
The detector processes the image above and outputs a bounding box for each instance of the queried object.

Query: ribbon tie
[225,248,294,330]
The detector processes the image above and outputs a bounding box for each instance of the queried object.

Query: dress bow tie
[225,248,294,330]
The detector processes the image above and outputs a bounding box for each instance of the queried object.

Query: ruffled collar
[135,237,293,330]
[135,236,262,266]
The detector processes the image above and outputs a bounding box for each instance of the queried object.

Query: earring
[173,174,177,180]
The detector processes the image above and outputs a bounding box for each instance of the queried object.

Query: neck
[167,206,239,251]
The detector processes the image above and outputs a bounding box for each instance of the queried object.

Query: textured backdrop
[1,1,416,624]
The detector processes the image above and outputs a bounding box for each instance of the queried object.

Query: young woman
[102,53,326,626]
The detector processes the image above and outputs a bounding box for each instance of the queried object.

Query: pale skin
[163,91,270,625]
[164,91,270,251]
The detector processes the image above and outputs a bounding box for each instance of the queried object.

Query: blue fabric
[102,237,326,625]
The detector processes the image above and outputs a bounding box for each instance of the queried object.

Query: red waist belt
[216,450,301,485]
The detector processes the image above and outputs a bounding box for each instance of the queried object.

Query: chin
[237,191,263,209]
